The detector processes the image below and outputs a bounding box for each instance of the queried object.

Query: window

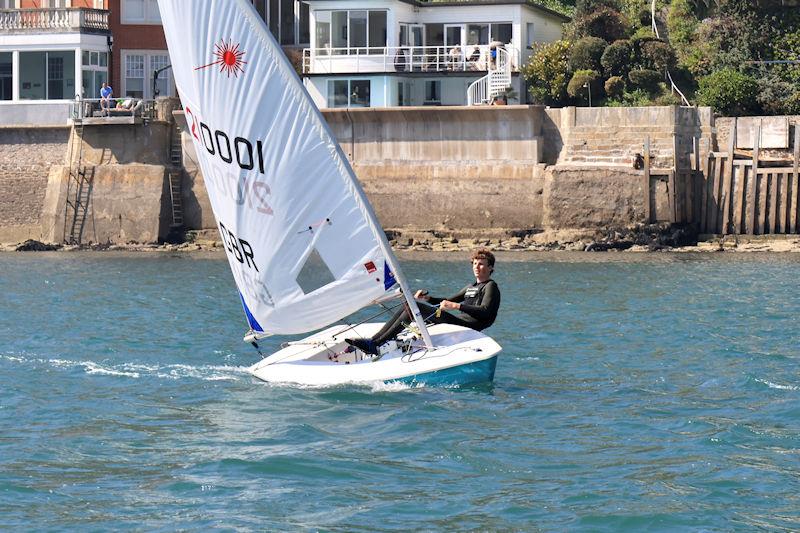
[123,51,174,99]
[491,23,512,45]
[150,54,170,97]
[316,12,331,54]
[125,54,145,98]
[0,0,19,7]
[467,24,489,46]
[526,23,536,48]
[327,79,370,108]
[19,51,75,100]
[424,80,440,105]
[0,53,11,101]
[325,10,387,54]
[82,49,108,98]
[397,81,411,106]
[122,0,161,24]
[426,24,444,48]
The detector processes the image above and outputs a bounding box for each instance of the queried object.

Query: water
[2,251,800,531]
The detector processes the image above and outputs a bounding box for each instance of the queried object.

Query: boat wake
[753,377,799,391]
[0,352,250,382]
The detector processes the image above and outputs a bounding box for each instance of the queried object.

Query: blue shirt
[100,86,112,99]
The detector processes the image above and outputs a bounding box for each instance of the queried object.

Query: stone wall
[41,164,169,244]
[0,126,70,242]
[550,106,714,168]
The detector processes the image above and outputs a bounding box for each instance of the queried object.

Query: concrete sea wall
[0,103,757,246]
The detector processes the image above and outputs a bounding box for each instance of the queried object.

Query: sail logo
[195,39,247,77]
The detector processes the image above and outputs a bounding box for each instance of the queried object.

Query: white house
[302,0,568,108]
[0,2,110,125]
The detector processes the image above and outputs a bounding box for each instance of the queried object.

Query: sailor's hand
[440,300,460,310]
[414,289,430,300]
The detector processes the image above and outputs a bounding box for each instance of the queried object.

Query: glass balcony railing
[303,44,518,75]
[0,8,109,34]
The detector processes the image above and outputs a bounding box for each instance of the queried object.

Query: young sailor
[347,249,501,355]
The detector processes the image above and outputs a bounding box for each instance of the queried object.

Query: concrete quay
[0,103,720,248]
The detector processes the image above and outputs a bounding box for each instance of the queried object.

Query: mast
[336,154,435,349]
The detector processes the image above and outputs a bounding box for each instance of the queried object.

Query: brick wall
[0,127,70,229]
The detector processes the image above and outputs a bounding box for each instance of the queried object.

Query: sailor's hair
[471,248,495,268]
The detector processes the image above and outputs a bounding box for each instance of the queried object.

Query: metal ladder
[168,121,184,228]
[168,171,183,227]
[64,117,94,244]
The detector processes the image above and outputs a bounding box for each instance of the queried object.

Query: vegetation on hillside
[523,0,800,115]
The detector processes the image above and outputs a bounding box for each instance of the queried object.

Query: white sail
[157,0,403,335]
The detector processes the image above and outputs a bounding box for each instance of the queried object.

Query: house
[0,0,110,124]
[301,0,568,108]
[0,0,310,124]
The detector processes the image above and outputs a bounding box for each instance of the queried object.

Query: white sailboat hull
[248,323,501,387]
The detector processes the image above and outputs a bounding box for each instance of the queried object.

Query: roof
[420,0,571,21]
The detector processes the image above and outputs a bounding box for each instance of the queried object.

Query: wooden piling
[643,136,651,224]
[748,122,761,234]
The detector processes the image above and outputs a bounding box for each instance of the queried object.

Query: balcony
[303,45,519,75]
[0,8,109,34]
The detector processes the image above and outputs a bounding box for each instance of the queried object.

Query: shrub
[628,68,662,94]
[572,6,630,42]
[653,91,683,106]
[640,40,677,72]
[755,73,795,116]
[785,92,800,115]
[621,88,653,107]
[666,0,698,56]
[605,75,626,98]
[570,36,608,71]
[567,69,601,103]
[601,39,633,76]
[696,68,758,116]
[520,40,572,105]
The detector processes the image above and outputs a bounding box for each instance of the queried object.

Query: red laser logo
[195,39,247,77]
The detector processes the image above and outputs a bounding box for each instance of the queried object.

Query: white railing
[468,46,512,106]
[0,8,109,32]
[303,44,519,75]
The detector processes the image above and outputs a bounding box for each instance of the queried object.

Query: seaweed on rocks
[585,223,698,252]
[15,240,62,252]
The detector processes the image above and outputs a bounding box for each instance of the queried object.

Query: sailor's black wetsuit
[370,279,501,345]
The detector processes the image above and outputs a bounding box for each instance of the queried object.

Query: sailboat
[157,0,502,387]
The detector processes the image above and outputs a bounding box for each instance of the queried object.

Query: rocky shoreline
[5,223,800,254]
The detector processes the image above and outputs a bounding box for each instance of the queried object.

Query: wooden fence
[695,122,800,234]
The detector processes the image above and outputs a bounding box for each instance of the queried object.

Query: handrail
[303,44,519,75]
[468,46,511,106]
[0,8,109,32]
[651,0,691,107]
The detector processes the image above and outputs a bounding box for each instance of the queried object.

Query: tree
[521,40,572,106]
[567,69,601,103]
[696,68,759,115]
[570,36,608,71]
[601,39,634,77]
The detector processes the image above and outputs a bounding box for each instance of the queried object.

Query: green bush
[696,68,759,115]
[601,39,633,76]
[604,75,626,98]
[785,92,800,115]
[520,40,572,106]
[640,40,677,72]
[666,0,698,56]
[567,69,601,103]
[628,68,662,93]
[572,6,630,42]
[570,36,608,71]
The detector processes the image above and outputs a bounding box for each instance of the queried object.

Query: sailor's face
[473,258,491,280]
